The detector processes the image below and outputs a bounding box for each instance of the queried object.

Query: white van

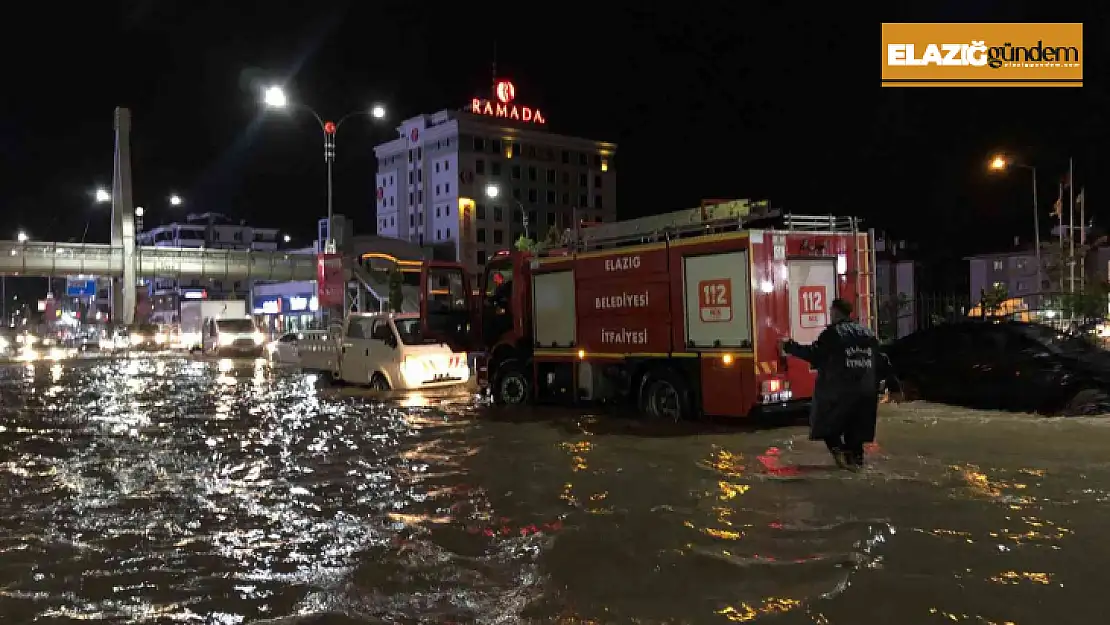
[332,312,468,390]
[201,316,265,357]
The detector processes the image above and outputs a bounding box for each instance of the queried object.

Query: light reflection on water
[0,357,1107,623]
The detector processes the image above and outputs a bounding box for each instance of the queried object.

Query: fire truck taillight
[760,379,792,404]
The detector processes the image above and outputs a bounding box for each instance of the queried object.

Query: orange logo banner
[881,23,1083,87]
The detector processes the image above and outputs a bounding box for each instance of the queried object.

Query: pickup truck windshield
[216,319,256,333]
[394,319,437,345]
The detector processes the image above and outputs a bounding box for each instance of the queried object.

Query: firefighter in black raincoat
[781,298,886,469]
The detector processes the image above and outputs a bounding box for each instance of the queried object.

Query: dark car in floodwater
[885,320,1110,415]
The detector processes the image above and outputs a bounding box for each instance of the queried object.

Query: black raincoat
[784,320,885,441]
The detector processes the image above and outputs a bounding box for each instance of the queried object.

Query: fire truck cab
[420,200,877,420]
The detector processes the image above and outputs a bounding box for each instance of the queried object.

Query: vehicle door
[340,317,373,384]
[420,261,474,351]
[993,328,1065,412]
[369,318,400,382]
[949,324,1011,409]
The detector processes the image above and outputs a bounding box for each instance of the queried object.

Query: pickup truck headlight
[253,332,265,345]
[218,334,235,346]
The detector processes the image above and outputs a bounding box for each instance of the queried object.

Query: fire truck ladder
[567,199,780,251]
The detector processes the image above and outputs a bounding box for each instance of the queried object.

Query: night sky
[1,3,1102,295]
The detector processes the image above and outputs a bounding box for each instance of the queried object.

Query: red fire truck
[420,200,877,420]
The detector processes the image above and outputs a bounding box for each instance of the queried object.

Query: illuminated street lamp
[16,231,28,243]
[95,188,111,203]
[169,194,183,206]
[989,153,1041,288]
[485,184,529,238]
[283,234,292,243]
[262,84,389,253]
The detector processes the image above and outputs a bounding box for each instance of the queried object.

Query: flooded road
[0,356,1106,623]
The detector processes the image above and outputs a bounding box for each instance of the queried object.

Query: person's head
[830,298,853,323]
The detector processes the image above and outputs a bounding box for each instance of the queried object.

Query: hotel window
[476,159,486,174]
[494,230,503,244]
[528,166,537,181]
[474,138,485,151]
[512,165,521,179]
[546,168,556,183]
[992,260,1004,271]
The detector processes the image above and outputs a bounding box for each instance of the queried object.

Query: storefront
[251,281,320,337]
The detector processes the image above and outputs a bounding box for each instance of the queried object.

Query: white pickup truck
[298,312,469,391]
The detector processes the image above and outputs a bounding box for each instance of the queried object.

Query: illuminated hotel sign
[469,80,546,125]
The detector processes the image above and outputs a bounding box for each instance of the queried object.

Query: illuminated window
[601,159,609,172]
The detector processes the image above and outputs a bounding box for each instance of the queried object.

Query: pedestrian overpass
[0,240,317,281]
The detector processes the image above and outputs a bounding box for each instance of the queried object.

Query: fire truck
[419,200,877,420]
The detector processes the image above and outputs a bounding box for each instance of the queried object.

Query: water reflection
[0,357,1106,622]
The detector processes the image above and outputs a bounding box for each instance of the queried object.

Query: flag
[1052,197,1062,218]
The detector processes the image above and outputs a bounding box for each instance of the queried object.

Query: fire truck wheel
[640,369,692,422]
[493,359,530,406]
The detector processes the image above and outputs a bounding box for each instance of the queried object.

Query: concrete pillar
[110,107,136,325]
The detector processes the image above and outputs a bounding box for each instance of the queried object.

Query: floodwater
[0,356,1107,624]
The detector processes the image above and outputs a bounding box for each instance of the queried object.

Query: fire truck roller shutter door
[532,270,576,348]
[682,251,752,348]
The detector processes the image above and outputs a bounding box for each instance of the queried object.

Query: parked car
[884,320,1110,415]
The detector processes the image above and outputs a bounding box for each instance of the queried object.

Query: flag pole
[1079,186,1085,291]
[1058,181,1064,291]
[1069,158,1075,293]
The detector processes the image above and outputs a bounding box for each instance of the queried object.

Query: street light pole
[263,86,386,254]
[989,155,1043,293]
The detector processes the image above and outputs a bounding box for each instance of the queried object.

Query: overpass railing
[0,241,318,281]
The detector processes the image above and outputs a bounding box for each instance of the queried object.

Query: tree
[979,283,1009,316]
[388,264,404,313]
[515,234,537,253]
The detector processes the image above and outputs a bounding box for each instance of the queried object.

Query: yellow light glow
[577,349,586,359]
[989,155,1007,170]
[601,159,609,172]
[722,353,733,365]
